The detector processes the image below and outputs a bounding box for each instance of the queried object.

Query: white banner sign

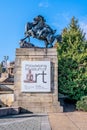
[21,61,51,92]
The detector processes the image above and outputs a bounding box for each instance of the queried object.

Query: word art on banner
[21,61,51,92]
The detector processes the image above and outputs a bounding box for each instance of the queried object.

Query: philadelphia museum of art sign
[21,61,51,92]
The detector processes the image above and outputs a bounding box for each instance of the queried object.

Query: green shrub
[76,96,87,111]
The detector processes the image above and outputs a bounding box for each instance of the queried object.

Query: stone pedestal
[13,48,63,113]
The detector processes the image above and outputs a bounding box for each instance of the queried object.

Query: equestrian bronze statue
[19,15,61,48]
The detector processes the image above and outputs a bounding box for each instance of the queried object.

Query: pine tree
[58,17,87,101]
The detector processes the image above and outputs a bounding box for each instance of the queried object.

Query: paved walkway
[48,111,87,130]
[0,112,87,130]
[0,113,51,130]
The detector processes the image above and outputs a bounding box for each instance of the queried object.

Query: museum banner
[21,61,51,92]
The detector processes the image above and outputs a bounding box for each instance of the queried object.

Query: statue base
[13,48,63,113]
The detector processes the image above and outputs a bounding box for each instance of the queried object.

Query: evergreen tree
[58,17,87,101]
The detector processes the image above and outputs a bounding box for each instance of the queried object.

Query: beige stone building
[0,62,14,107]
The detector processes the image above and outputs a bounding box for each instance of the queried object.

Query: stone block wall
[13,48,63,112]
[0,93,14,107]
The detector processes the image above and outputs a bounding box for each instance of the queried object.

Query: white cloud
[61,13,70,22]
[80,22,87,39]
[51,12,71,32]
[78,16,87,39]
[52,22,60,28]
[53,13,70,22]
[38,2,49,8]
[52,14,87,38]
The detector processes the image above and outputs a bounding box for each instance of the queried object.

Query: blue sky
[0,0,87,62]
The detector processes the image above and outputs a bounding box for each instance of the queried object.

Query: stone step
[20,106,63,113]
[13,101,63,113]
[0,107,20,117]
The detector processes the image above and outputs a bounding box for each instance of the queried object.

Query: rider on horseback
[20,15,60,48]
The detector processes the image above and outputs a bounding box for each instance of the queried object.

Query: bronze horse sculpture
[20,15,61,48]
